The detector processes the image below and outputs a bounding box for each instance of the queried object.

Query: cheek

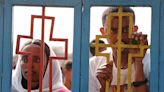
[21,62,28,70]
[110,34,118,43]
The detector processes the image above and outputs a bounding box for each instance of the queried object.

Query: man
[89,7,150,92]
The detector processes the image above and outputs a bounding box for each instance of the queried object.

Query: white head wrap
[12,47,68,92]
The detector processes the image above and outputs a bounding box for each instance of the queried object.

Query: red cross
[16,6,68,92]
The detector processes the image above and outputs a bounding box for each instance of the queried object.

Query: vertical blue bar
[159,1,164,92]
[150,1,160,92]
[80,0,90,92]
[2,0,12,92]
[0,3,4,92]
[72,2,82,92]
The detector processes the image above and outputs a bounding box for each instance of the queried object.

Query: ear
[133,25,138,32]
[100,27,106,35]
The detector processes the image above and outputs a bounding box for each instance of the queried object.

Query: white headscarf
[12,48,68,92]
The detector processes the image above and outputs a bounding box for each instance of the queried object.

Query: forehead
[22,44,41,55]
[110,16,130,27]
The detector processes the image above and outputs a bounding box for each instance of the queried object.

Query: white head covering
[12,47,68,92]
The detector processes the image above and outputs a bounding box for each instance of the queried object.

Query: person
[90,39,107,57]
[62,61,72,90]
[89,7,150,92]
[12,39,70,92]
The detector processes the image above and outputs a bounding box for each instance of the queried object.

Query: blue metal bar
[80,0,91,92]
[0,0,4,4]
[82,0,160,92]
[159,1,164,92]
[0,3,4,92]
[12,0,81,7]
[72,2,82,92]
[2,0,12,92]
[90,0,152,6]
[150,1,160,92]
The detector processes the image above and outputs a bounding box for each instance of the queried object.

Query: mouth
[24,71,37,76]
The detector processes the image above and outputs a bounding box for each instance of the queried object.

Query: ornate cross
[16,6,68,92]
[92,7,150,92]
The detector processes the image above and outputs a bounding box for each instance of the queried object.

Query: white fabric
[12,49,68,92]
[89,49,150,92]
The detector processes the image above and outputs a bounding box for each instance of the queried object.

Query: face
[20,44,48,82]
[63,68,72,82]
[103,16,132,54]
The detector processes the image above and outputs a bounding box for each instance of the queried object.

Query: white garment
[89,49,150,92]
[12,49,69,92]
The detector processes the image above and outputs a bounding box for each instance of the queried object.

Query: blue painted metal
[0,0,4,4]
[1,0,163,92]
[80,0,90,91]
[12,0,80,7]
[159,1,164,92]
[81,0,160,92]
[2,0,82,92]
[0,3,4,92]
[2,0,12,92]
[90,0,152,6]
[150,0,160,92]
[72,2,82,92]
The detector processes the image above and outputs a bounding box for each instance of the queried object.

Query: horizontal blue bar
[12,0,81,7]
[0,4,4,92]
[0,0,4,4]
[88,0,154,6]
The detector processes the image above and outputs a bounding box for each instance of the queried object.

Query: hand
[130,32,148,61]
[96,61,113,91]
[130,32,148,82]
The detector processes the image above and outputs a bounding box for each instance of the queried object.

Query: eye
[36,58,40,63]
[122,28,129,33]
[21,55,28,63]
[33,57,40,63]
[111,28,118,33]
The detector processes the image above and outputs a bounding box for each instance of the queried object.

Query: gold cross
[92,6,150,92]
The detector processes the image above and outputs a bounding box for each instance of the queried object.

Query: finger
[106,61,113,67]
[97,68,112,74]
[97,72,111,80]
[131,33,139,45]
[139,34,147,45]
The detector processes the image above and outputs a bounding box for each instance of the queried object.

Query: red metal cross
[16,6,68,92]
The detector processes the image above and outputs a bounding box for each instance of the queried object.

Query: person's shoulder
[56,87,71,92]
[143,51,150,62]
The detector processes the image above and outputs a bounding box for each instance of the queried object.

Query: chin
[32,79,39,82]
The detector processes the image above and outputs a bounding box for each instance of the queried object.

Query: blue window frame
[1,0,82,92]
[0,0,163,92]
[0,2,4,92]
[81,0,160,92]
[159,1,164,92]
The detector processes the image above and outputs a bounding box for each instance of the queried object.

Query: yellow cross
[92,6,150,92]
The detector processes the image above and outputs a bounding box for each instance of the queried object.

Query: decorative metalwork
[16,6,68,92]
[93,7,150,92]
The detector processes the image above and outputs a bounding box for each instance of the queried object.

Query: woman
[12,39,70,92]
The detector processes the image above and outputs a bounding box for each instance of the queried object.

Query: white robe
[89,49,150,92]
[12,49,69,92]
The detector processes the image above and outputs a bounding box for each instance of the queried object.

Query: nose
[121,32,129,43]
